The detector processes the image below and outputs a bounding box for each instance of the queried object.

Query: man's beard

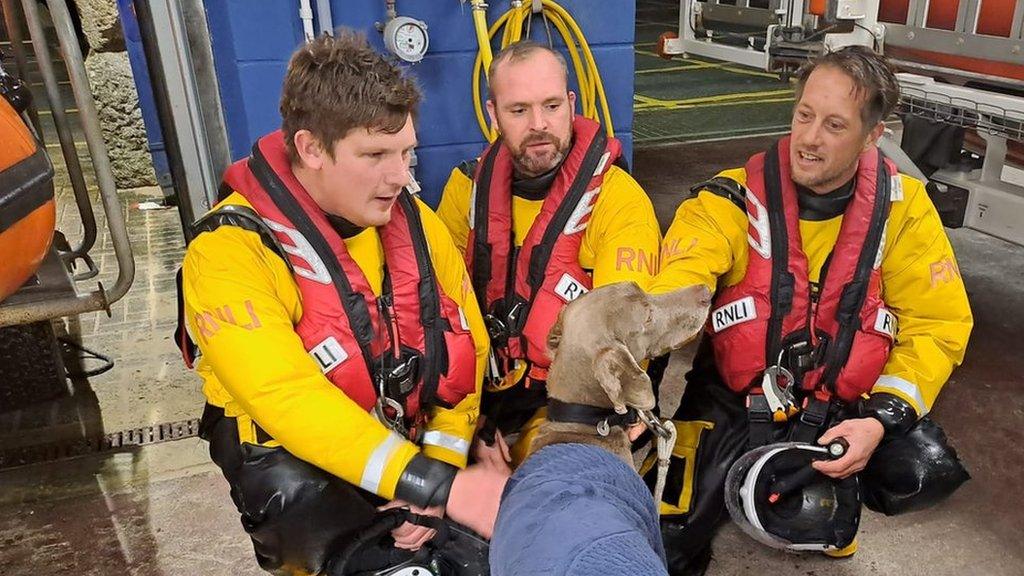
[793,154,859,192]
[510,132,570,177]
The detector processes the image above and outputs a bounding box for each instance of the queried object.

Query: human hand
[811,417,884,479]
[378,500,444,550]
[445,464,510,539]
[471,428,513,475]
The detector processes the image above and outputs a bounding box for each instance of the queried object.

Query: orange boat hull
[0,97,55,303]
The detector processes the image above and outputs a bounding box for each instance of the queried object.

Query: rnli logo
[554,273,589,303]
[263,218,332,284]
[310,336,349,374]
[874,308,897,338]
[711,296,757,332]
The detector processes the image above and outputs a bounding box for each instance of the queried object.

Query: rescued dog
[490,282,711,576]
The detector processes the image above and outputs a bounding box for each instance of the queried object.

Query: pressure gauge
[383,16,429,63]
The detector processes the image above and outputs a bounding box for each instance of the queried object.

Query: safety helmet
[725,442,861,552]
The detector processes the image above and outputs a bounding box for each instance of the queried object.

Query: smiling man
[650,46,972,574]
[437,41,661,466]
[178,31,506,576]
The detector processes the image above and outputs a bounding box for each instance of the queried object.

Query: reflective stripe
[359,432,405,494]
[873,375,929,416]
[421,431,470,456]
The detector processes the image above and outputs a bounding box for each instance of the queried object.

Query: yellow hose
[469,0,614,142]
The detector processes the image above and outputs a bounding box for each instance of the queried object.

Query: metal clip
[638,409,672,440]
[374,396,407,436]
[596,419,611,437]
[761,363,797,423]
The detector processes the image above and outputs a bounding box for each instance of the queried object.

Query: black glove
[857,392,918,436]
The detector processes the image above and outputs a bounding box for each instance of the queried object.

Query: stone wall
[74,0,155,188]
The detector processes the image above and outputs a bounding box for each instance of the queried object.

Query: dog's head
[546,282,712,413]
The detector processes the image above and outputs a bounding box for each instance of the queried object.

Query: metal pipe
[299,0,315,41]
[315,0,334,35]
[46,0,134,304]
[0,291,110,327]
[17,0,98,261]
[0,0,45,140]
[0,0,136,326]
[133,0,219,243]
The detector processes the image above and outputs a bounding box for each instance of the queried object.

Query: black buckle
[784,340,817,379]
[799,398,830,429]
[484,313,509,346]
[747,393,773,424]
[376,350,421,400]
[484,300,524,348]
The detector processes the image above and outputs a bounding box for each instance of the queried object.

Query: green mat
[632,0,794,146]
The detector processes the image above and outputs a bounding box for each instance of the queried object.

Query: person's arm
[584,168,663,290]
[868,175,973,428]
[415,198,488,469]
[183,223,425,500]
[648,169,749,295]
[815,176,973,479]
[436,166,475,255]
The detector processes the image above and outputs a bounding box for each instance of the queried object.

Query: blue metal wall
[202,0,635,206]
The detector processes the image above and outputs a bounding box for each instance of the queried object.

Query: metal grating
[899,88,1024,143]
[0,418,202,469]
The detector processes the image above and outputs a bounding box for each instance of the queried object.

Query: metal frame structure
[882,0,1024,77]
[664,0,882,72]
[133,0,226,236]
[899,73,1024,246]
[664,0,795,69]
[0,0,136,327]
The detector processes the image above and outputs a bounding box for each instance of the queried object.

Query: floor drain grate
[0,418,202,469]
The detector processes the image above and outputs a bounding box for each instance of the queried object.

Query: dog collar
[546,398,640,436]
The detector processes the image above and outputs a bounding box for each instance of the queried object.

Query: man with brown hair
[178,31,505,575]
[650,46,972,574]
[437,40,662,466]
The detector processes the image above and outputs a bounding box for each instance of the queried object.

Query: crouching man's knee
[860,417,970,515]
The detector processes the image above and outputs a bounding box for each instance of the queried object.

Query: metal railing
[0,0,135,327]
[899,87,1024,143]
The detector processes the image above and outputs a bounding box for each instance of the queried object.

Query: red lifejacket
[707,136,898,402]
[466,116,622,375]
[212,131,476,418]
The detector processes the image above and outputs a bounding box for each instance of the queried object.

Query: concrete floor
[0,135,1022,575]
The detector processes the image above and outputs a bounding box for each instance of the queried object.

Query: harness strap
[819,154,892,388]
[746,391,775,449]
[789,394,833,444]
[690,176,747,212]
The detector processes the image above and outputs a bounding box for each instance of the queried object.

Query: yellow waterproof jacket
[182,192,489,500]
[651,166,972,419]
[438,163,662,292]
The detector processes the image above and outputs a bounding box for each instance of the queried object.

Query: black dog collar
[547,398,640,436]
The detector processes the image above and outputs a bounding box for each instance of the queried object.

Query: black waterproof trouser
[200,405,489,576]
[655,379,970,576]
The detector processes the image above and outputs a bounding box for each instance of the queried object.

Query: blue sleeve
[567,532,670,576]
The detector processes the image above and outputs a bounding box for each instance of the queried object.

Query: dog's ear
[546,308,565,360]
[593,342,652,413]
